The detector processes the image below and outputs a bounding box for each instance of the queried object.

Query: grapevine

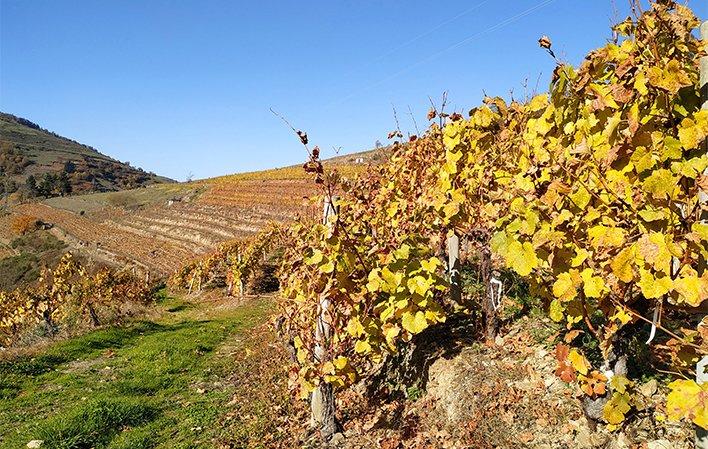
[270,0,707,435]
[0,253,152,347]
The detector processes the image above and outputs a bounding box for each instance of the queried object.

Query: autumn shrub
[10,214,39,236]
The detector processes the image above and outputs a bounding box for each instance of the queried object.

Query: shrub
[10,214,39,236]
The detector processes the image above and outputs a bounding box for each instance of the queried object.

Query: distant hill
[0,112,172,201]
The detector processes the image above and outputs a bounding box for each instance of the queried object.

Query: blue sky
[2,0,703,181]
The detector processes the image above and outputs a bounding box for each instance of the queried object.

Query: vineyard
[0,253,152,347]
[1,147,377,278]
[163,2,708,446]
[1,1,707,448]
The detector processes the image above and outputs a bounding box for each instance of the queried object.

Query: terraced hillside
[4,148,385,278]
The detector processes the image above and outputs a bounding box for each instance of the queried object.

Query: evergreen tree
[58,171,72,195]
[25,175,38,197]
[38,173,56,197]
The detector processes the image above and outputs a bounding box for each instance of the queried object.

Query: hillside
[0,146,387,284]
[0,112,172,200]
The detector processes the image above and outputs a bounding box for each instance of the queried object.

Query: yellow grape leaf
[610,245,636,283]
[646,59,691,94]
[383,325,400,346]
[305,249,324,265]
[366,269,382,293]
[424,307,446,324]
[333,356,350,371]
[505,240,538,276]
[446,149,464,164]
[490,231,510,258]
[354,340,371,354]
[637,232,673,274]
[407,275,430,296]
[581,268,606,298]
[528,94,549,112]
[638,269,672,299]
[610,307,632,325]
[571,247,590,267]
[692,222,708,241]
[394,244,410,260]
[634,70,648,95]
[346,317,365,338]
[420,257,441,272]
[673,273,708,307]
[666,380,708,430]
[678,111,708,150]
[589,83,619,109]
[642,169,675,200]
[661,137,683,161]
[553,270,580,302]
[638,208,666,222]
[381,268,402,290]
[569,186,591,209]
[588,225,625,248]
[549,299,564,322]
[603,392,632,425]
[609,375,632,394]
[401,311,428,334]
[299,378,315,399]
[568,349,590,376]
[320,259,335,274]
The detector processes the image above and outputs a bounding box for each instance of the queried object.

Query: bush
[10,214,39,236]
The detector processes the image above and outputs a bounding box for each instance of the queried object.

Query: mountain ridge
[0,112,173,200]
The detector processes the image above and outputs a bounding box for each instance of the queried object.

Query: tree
[38,173,55,197]
[58,171,72,196]
[25,175,38,197]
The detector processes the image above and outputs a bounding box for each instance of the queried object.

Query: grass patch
[35,398,158,449]
[10,230,66,254]
[0,252,40,289]
[0,296,291,449]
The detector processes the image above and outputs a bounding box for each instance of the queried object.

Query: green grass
[0,295,290,449]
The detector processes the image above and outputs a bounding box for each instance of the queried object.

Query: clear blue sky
[2,0,703,181]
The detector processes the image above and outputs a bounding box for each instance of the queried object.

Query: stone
[329,432,346,447]
[640,379,658,397]
[27,441,44,449]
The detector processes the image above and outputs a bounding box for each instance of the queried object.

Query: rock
[582,396,608,421]
[329,432,345,447]
[640,379,658,398]
[647,440,674,449]
[27,441,44,448]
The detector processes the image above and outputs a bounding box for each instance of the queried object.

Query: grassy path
[0,295,293,449]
